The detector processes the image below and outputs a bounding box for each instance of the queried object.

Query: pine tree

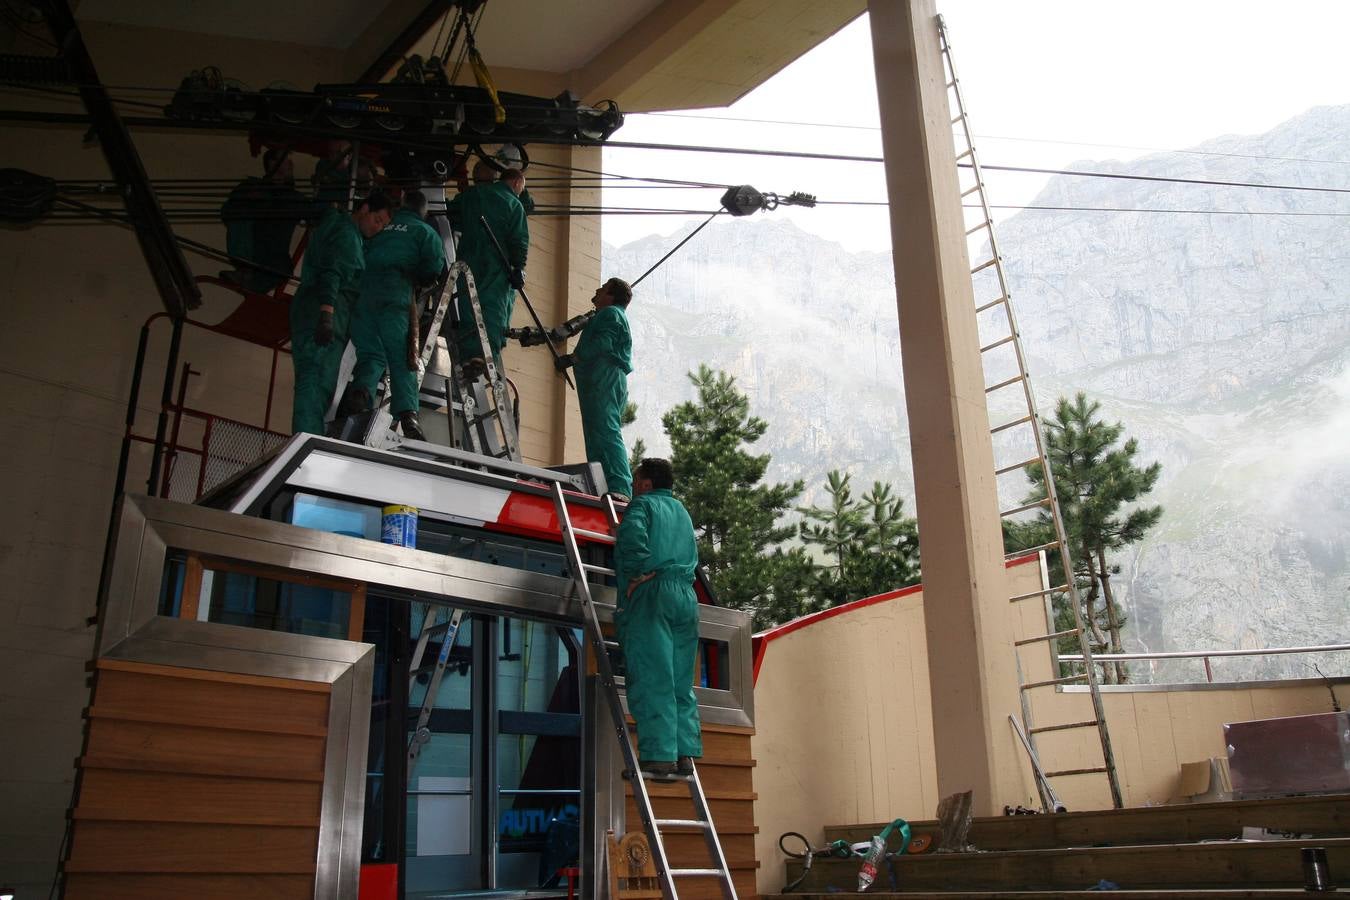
[849,480,921,595]
[799,470,864,583]
[1010,393,1163,683]
[799,474,921,607]
[662,365,811,628]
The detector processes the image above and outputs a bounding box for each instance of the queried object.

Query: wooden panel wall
[624,721,759,900]
[64,659,331,900]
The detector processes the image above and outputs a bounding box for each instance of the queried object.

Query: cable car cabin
[70,434,757,900]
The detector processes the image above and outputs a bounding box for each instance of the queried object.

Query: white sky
[601,1,1350,253]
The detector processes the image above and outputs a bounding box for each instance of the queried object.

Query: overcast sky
[600,2,1350,254]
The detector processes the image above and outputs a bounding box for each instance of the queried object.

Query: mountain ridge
[600,105,1350,681]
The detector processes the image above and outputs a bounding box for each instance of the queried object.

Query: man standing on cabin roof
[447,167,528,375]
[289,190,393,436]
[219,147,307,294]
[614,457,703,779]
[555,276,634,500]
[346,190,447,441]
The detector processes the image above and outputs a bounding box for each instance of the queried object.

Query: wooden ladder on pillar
[938,13,1123,811]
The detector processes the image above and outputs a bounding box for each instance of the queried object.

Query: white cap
[492,144,524,171]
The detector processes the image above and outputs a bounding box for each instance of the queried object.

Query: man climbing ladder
[614,457,702,777]
[347,189,447,440]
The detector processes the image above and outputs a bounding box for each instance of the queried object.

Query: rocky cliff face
[601,105,1350,681]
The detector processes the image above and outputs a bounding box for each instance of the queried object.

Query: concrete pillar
[868,0,1026,814]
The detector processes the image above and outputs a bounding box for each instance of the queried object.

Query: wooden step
[785,836,1350,892]
[825,793,1350,851]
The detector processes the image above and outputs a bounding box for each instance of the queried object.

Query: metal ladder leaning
[547,482,738,900]
[364,260,521,462]
[938,14,1123,811]
[405,601,468,777]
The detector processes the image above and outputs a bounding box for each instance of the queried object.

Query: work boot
[461,357,486,380]
[398,411,425,441]
[640,760,677,781]
[677,756,698,776]
[336,386,372,419]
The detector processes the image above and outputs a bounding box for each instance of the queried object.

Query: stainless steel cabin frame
[95,434,755,898]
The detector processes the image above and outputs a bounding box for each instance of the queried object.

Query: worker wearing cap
[347,190,446,440]
[289,190,392,435]
[556,276,633,499]
[446,168,528,373]
[614,457,702,778]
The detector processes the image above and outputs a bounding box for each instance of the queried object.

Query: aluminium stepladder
[364,261,521,462]
[548,483,737,900]
[939,14,1122,810]
[405,601,469,776]
[442,260,522,462]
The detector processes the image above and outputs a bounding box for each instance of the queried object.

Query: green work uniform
[614,488,703,764]
[220,177,307,293]
[290,207,364,435]
[447,181,528,365]
[574,305,633,497]
[351,208,446,416]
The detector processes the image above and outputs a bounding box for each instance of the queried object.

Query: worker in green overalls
[556,277,634,499]
[219,148,307,293]
[614,457,703,777]
[289,191,392,435]
[447,167,529,374]
[347,190,447,440]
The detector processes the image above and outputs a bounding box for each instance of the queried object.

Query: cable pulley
[719,184,817,216]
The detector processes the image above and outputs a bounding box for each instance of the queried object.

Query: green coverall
[447,181,528,365]
[614,488,703,764]
[574,305,633,498]
[220,177,306,294]
[290,207,364,435]
[351,208,446,415]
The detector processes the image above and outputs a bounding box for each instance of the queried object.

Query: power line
[637,111,1350,168]
[812,199,1350,218]
[602,137,1350,195]
[9,95,1350,199]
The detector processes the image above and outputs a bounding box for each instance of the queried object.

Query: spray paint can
[381,504,418,548]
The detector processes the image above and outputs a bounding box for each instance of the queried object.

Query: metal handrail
[1060,643,1350,662]
[1060,643,1350,684]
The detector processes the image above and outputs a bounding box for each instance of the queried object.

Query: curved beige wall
[750,556,1347,893]
[750,560,1046,894]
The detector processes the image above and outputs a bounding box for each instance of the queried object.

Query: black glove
[508,267,525,290]
[554,353,576,372]
[314,309,335,346]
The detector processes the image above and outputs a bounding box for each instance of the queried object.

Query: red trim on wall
[751,551,1043,684]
